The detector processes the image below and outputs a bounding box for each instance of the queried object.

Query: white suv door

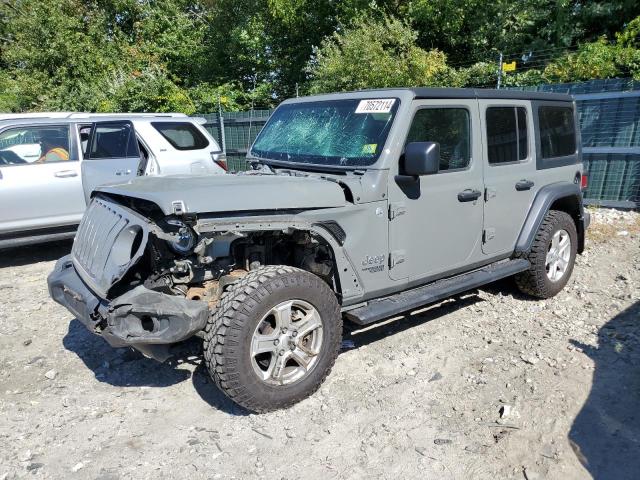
[0,124,85,235]
[81,121,142,203]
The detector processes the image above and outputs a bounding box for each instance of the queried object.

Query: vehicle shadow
[0,240,72,268]
[479,276,539,302]
[62,319,248,416]
[62,294,483,415]
[568,300,640,480]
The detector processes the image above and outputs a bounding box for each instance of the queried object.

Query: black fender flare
[515,182,587,254]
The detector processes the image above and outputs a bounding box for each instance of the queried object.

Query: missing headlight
[166,219,196,255]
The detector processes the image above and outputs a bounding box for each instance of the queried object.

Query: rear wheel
[515,210,577,298]
[203,265,342,413]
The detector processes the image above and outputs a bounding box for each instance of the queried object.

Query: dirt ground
[1,208,638,480]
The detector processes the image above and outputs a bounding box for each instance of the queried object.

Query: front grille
[73,199,129,277]
[72,196,149,298]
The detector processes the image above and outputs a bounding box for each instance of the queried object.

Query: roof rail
[66,112,188,119]
[0,112,189,121]
[0,112,75,121]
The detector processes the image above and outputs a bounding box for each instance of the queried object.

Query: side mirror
[404,142,440,176]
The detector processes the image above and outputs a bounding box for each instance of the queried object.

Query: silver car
[0,113,226,248]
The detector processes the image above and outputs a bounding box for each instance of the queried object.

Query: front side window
[88,122,139,160]
[405,108,470,171]
[486,107,528,164]
[152,122,210,151]
[251,98,399,168]
[0,125,72,166]
[539,106,576,158]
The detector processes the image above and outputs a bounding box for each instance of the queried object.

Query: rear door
[0,123,85,234]
[81,121,141,202]
[480,101,538,255]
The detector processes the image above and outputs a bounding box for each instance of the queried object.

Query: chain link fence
[200,110,272,173]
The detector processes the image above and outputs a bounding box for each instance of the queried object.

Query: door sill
[345,258,530,326]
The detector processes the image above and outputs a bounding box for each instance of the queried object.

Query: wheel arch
[196,216,364,304]
[515,182,586,255]
[302,224,364,303]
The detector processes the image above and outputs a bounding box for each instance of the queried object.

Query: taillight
[581,172,588,190]
[211,152,228,172]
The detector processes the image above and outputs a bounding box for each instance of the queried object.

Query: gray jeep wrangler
[49,88,590,412]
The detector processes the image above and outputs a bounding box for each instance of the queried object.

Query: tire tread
[203,265,342,413]
[515,210,577,298]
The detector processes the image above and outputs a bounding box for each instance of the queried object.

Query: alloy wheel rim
[545,229,571,282]
[250,299,324,385]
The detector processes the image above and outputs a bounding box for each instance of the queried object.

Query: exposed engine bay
[110,216,338,308]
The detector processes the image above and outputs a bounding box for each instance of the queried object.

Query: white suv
[0,113,226,248]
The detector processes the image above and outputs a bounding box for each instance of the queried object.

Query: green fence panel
[199,110,273,172]
[583,153,640,205]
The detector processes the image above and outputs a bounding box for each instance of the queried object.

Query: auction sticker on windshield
[355,99,396,114]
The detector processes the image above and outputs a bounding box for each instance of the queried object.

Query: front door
[480,101,538,255]
[81,121,141,203]
[0,123,85,234]
[388,100,484,282]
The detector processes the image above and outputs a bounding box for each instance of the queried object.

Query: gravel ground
[1,208,638,480]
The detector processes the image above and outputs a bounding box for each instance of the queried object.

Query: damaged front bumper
[48,255,209,361]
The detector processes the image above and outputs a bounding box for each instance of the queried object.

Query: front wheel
[203,265,342,413]
[515,210,578,298]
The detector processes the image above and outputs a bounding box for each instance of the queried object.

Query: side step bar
[344,258,530,326]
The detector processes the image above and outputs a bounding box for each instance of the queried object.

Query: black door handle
[515,179,534,191]
[457,189,482,202]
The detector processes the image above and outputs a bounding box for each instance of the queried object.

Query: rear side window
[152,122,209,150]
[486,107,528,164]
[538,106,576,158]
[406,108,470,171]
[88,122,139,159]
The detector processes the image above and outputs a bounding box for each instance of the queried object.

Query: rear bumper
[48,255,208,360]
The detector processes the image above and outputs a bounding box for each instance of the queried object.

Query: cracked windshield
[250,98,399,167]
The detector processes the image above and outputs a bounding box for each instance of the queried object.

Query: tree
[308,16,449,93]
[1,0,639,112]
[0,0,219,112]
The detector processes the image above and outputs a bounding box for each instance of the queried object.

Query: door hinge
[389,250,406,269]
[485,187,497,202]
[483,228,496,243]
[388,202,406,220]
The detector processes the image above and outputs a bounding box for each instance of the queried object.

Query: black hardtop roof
[363,87,573,102]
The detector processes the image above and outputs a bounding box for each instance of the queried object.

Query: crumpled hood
[96,173,347,215]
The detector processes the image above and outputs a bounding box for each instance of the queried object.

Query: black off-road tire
[515,210,577,299]
[203,265,342,413]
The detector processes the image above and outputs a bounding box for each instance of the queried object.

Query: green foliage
[544,38,622,82]
[0,1,639,112]
[617,16,640,48]
[308,16,449,93]
[542,19,640,82]
[447,62,498,88]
